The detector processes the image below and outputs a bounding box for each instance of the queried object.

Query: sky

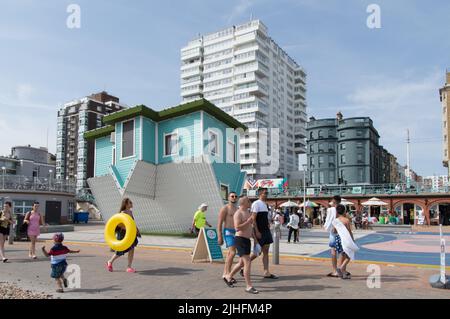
[0,0,449,177]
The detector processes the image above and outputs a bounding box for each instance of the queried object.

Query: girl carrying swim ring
[106,198,141,273]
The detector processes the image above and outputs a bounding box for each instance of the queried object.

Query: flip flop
[223,277,234,288]
[263,274,278,279]
[2,258,8,263]
[326,272,339,278]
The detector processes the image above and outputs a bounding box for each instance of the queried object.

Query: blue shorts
[223,228,236,248]
[329,233,343,254]
[51,261,67,279]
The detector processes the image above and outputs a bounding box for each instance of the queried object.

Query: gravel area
[0,282,53,299]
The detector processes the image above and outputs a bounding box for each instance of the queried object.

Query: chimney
[336,111,343,120]
[446,70,450,84]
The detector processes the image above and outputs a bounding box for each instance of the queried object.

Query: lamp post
[48,169,53,189]
[302,164,307,218]
[1,166,5,189]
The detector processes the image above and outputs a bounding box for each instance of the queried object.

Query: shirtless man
[224,196,258,294]
[217,192,238,281]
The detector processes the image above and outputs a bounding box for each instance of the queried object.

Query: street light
[48,169,53,189]
[302,164,307,218]
[1,166,5,189]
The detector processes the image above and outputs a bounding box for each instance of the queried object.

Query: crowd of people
[0,191,361,294]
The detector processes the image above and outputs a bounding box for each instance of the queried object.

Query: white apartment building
[423,175,449,190]
[180,20,307,180]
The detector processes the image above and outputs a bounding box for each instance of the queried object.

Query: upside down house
[84,99,247,232]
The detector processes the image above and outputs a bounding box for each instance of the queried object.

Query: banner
[244,178,288,190]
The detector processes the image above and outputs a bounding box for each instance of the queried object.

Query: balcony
[0,175,76,194]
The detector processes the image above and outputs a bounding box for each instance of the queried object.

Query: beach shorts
[258,230,273,247]
[329,234,343,254]
[235,236,251,257]
[51,261,68,279]
[223,228,236,248]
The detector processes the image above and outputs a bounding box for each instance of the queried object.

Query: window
[318,130,323,138]
[340,132,346,138]
[318,156,324,165]
[341,154,346,164]
[220,184,229,201]
[318,143,324,152]
[121,120,134,158]
[309,132,314,139]
[227,140,236,163]
[208,130,219,156]
[319,172,324,184]
[357,153,364,163]
[13,200,34,215]
[358,168,364,182]
[329,171,335,184]
[340,143,346,150]
[356,130,363,137]
[356,142,363,149]
[164,132,178,156]
[328,129,334,138]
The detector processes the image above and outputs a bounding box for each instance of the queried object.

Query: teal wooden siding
[211,162,246,195]
[158,112,202,164]
[142,117,156,164]
[203,112,239,164]
[114,117,141,185]
[94,136,113,177]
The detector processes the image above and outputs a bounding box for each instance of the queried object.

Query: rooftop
[84,99,247,140]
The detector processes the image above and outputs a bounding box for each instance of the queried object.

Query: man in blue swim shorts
[217,192,238,282]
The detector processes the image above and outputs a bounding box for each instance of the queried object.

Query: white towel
[332,218,359,260]
[323,207,336,233]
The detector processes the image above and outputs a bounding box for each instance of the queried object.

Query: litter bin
[15,214,29,241]
[73,211,89,224]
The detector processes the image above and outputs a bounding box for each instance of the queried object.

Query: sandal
[223,277,234,288]
[326,272,339,278]
[245,287,259,294]
[56,288,64,293]
[2,258,8,263]
[263,274,279,279]
[342,273,351,280]
[336,268,343,278]
[106,262,113,272]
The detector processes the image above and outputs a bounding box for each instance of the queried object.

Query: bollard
[272,224,280,265]
[8,222,14,245]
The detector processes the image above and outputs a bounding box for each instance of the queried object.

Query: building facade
[56,91,126,195]
[0,145,75,224]
[307,114,397,185]
[180,20,307,180]
[0,145,55,179]
[85,99,246,232]
[440,71,450,175]
[423,175,449,190]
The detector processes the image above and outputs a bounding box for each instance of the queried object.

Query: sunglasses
[230,195,237,198]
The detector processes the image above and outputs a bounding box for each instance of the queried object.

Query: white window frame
[227,139,236,163]
[120,119,135,159]
[163,130,179,157]
[208,129,220,157]
[220,183,229,201]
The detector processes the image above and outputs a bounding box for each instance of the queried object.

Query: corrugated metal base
[88,160,224,233]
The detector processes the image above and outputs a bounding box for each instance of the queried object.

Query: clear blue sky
[0,0,448,176]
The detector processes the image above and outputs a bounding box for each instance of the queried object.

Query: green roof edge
[84,125,115,140]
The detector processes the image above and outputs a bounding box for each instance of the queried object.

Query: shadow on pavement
[257,274,323,282]
[67,285,121,294]
[256,284,339,293]
[138,267,203,276]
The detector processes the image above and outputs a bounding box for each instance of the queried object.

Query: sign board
[192,228,223,263]
[352,187,362,194]
[244,178,288,190]
[306,188,315,196]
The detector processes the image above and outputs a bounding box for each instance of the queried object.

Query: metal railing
[244,183,450,198]
[0,175,76,194]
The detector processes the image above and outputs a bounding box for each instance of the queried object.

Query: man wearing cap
[192,203,212,236]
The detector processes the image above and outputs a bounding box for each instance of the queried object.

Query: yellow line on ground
[49,239,450,270]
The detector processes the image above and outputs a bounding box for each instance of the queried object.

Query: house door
[45,201,62,225]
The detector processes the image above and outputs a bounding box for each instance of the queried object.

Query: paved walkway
[0,241,448,299]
